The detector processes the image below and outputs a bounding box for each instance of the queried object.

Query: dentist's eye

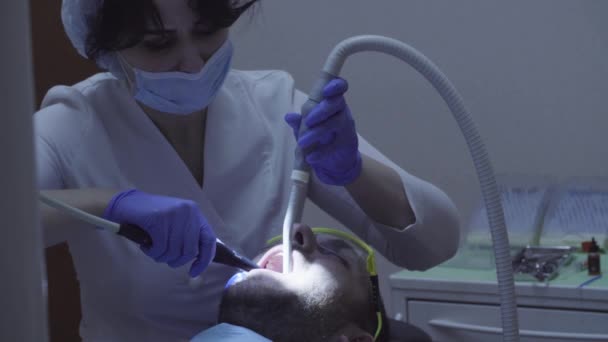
[142,38,175,51]
[193,29,217,38]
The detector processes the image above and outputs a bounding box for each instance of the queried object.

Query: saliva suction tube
[282,35,520,342]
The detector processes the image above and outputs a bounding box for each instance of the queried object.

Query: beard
[218,274,352,342]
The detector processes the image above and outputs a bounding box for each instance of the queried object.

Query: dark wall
[30,0,99,340]
[31,0,98,106]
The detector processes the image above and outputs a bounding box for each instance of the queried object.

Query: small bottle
[588,237,601,276]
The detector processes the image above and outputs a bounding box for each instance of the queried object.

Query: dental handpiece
[39,192,260,271]
[120,225,259,271]
[213,240,260,271]
[117,225,259,271]
[118,225,259,271]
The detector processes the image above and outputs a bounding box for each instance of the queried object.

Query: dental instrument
[577,274,602,288]
[38,192,259,271]
[213,241,260,271]
[282,35,519,341]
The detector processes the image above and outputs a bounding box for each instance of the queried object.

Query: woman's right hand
[103,189,216,277]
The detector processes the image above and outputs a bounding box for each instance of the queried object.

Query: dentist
[35,0,460,340]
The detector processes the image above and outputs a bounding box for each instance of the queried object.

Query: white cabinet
[408,301,608,342]
[389,254,608,342]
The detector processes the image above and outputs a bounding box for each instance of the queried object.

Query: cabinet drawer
[408,300,608,342]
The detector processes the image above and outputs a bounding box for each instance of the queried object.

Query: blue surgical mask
[120,39,233,115]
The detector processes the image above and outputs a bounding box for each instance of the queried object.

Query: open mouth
[257,245,284,273]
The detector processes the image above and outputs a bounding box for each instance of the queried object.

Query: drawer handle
[429,319,608,340]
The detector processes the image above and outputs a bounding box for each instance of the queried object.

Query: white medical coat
[34,70,459,341]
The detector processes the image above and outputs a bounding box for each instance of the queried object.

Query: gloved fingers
[322,78,348,98]
[153,201,193,263]
[142,225,169,260]
[189,228,217,277]
[299,127,338,149]
[298,113,344,149]
[155,221,184,263]
[319,131,337,146]
[305,144,334,165]
[304,96,346,128]
[306,143,356,166]
[284,112,302,138]
[167,222,200,268]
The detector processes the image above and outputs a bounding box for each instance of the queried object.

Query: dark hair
[84,0,258,60]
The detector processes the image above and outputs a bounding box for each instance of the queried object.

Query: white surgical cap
[60,0,255,72]
[61,0,118,71]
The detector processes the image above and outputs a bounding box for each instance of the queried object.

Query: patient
[203,224,390,342]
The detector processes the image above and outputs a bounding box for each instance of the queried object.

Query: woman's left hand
[284,78,362,186]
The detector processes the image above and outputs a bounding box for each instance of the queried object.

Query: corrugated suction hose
[282,35,519,341]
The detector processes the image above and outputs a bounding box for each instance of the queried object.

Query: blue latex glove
[103,189,217,277]
[285,78,362,186]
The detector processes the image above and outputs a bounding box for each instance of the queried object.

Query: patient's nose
[291,224,318,254]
